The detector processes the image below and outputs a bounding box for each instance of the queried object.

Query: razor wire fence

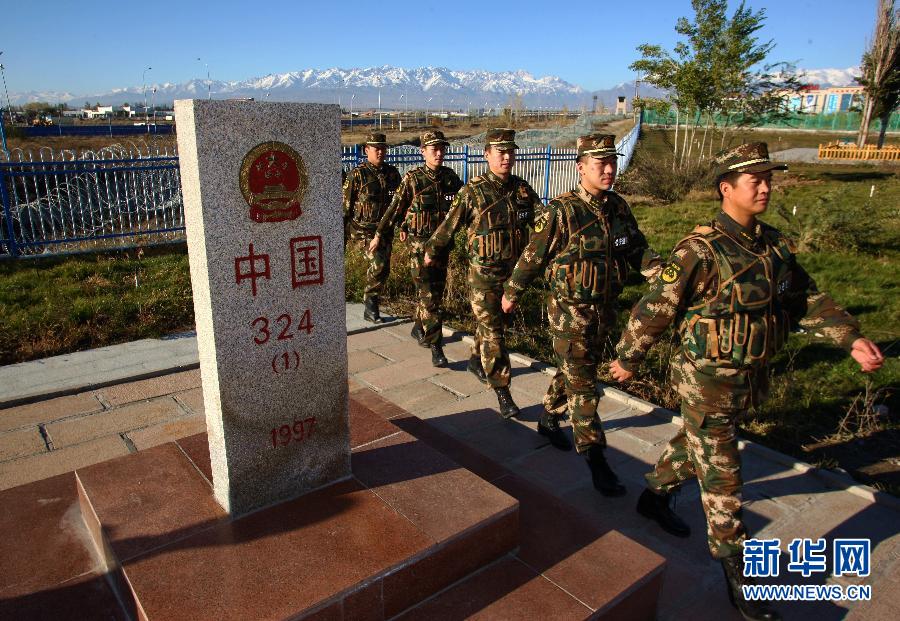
[1,115,641,258]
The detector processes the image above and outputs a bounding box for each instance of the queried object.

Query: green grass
[0,246,194,364]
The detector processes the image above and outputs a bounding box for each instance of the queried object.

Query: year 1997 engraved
[270,417,317,448]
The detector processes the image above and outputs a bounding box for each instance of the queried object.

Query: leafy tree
[22,102,56,121]
[630,0,797,167]
[857,0,900,148]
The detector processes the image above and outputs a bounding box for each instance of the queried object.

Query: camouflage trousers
[469,283,511,389]
[349,230,393,301]
[543,297,612,453]
[645,402,746,559]
[409,239,449,345]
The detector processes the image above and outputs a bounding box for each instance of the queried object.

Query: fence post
[542,145,552,203]
[0,164,19,257]
[463,144,469,184]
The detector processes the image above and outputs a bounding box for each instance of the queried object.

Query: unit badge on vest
[239,141,308,223]
[660,262,682,283]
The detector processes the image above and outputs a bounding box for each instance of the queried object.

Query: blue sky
[1,0,878,96]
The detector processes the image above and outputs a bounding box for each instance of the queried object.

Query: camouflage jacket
[504,185,661,306]
[615,211,863,411]
[424,170,542,288]
[375,165,463,240]
[342,162,402,239]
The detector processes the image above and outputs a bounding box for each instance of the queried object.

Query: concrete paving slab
[46,397,185,449]
[381,380,459,414]
[94,370,201,407]
[347,328,402,352]
[415,390,509,435]
[0,427,47,462]
[459,417,549,464]
[440,339,474,362]
[346,302,407,334]
[0,435,130,491]
[354,356,450,391]
[348,350,391,374]
[0,393,104,432]
[428,366,492,398]
[371,340,429,363]
[173,388,204,416]
[125,414,208,451]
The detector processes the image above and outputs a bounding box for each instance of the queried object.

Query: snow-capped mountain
[8,66,640,110]
[10,64,856,109]
[797,67,861,88]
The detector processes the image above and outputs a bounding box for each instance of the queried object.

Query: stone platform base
[0,390,665,620]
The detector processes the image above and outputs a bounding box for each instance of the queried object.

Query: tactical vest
[405,167,458,238]
[354,165,398,231]
[547,193,635,304]
[680,225,794,370]
[467,176,534,269]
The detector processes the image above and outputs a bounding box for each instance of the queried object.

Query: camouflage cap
[713,142,787,178]
[576,133,622,159]
[365,132,388,146]
[485,128,518,150]
[421,130,450,147]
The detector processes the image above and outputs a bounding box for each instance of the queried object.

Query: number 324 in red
[251,309,314,345]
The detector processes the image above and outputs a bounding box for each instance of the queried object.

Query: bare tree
[857,0,900,148]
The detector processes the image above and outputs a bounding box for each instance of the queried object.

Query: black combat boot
[585,446,626,497]
[467,355,487,383]
[537,411,572,451]
[494,387,520,419]
[430,343,448,367]
[636,488,691,537]
[363,296,381,323]
[410,320,425,345]
[721,554,781,621]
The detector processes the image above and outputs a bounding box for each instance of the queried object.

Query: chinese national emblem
[239,142,308,223]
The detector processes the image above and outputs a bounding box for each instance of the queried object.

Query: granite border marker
[175,99,349,515]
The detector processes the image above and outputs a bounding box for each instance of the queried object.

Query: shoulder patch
[659,262,683,283]
[533,207,552,233]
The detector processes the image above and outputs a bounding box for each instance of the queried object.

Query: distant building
[780,85,866,114]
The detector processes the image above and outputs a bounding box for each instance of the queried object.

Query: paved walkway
[1,304,898,619]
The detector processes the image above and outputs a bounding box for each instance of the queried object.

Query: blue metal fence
[1,117,641,258]
[22,124,176,138]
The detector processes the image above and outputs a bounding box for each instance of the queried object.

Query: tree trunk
[673,106,680,164]
[699,112,712,161]
[857,95,875,147]
[877,111,890,148]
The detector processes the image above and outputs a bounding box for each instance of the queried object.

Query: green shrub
[617,150,716,203]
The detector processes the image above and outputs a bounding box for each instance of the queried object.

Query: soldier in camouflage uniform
[369,130,463,367]
[343,132,402,322]
[610,142,884,621]
[424,128,542,419]
[501,133,661,496]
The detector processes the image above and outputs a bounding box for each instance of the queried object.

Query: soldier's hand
[850,338,885,373]
[609,360,634,383]
[399,231,408,242]
[424,253,434,266]
[501,295,516,314]
[367,235,380,255]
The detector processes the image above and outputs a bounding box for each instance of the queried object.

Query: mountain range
[8,65,861,110]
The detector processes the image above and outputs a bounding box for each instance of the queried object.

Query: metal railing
[1,116,641,258]
[1,144,183,257]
